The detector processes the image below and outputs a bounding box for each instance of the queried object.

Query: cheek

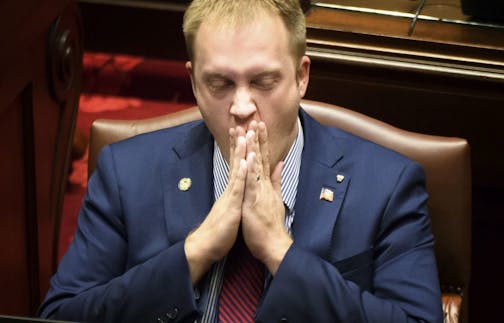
[196,89,229,125]
[200,107,231,152]
[263,88,300,122]
[261,102,298,140]
[201,107,228,133]
[262,88,300,142]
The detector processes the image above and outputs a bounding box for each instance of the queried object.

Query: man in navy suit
[40,0,443,322]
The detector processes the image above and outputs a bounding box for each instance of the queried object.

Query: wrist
[184,232,215,284]
[263,234,293,275]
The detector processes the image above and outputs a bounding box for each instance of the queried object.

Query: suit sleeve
[256,162,444,323]
[38,146,200,323]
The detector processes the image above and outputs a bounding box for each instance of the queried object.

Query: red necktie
[218,235,264,322]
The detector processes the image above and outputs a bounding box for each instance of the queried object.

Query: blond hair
[183,0,306,64]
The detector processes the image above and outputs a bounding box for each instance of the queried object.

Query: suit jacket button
[279,318,288,323]
[166,307,179,320]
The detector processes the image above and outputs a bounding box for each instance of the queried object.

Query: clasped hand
[184,121,293,284]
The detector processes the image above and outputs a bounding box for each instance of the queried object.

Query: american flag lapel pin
[319,187,334,202]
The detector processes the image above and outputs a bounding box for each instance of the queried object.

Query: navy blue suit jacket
[40,108,443,322]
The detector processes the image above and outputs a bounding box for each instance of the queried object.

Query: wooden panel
[0,90,34,315]
[308,0,504,49]
[0,0,82,316]
[77,0,312,59]
[306,57,504,188]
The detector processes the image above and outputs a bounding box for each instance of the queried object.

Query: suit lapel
[292,110,350,259]
[161,122,214,244]
[159,110,350,261]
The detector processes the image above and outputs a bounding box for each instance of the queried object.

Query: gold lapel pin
[336,174,345,183]
[319,187,334,202]
[178,177,192,191]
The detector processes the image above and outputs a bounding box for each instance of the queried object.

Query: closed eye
[205,76,234,93]
[252,74,280,91]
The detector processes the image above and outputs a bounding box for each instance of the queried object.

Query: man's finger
[228,127,236,171]
[245,151,260,191]
[229,125,246,173]
[258,121,270,179]
[229,135,246,184]
[229,158,247,199]
[246,129,262,181]
[271,161,283,193]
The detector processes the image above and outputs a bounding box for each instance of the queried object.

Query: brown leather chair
[89,99,471,323]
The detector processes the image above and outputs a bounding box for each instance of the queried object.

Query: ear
[185,61,197,95]
[297,55,311,98]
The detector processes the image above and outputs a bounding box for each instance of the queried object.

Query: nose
[229,87,256,119]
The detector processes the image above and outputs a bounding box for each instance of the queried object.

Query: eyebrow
[201,69,281,81]
[202,72,230,81]
[253,70,281,79]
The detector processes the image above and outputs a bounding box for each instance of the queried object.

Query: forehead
[192,13,293,74]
